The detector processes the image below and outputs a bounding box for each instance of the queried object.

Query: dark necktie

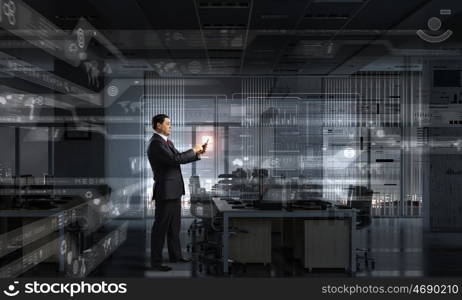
[166,139,175,152]
[166,140,175,153]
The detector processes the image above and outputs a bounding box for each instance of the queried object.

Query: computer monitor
[255,185,285,210]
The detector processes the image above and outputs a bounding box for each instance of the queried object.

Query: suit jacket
[147,133,200,200]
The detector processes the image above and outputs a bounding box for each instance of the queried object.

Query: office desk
[212,198,357,274]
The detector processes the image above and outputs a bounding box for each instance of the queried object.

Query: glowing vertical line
[175,78,177,141]
[169,78,171,123]
[390,74,397,127]
[173,78,175,132]
[369,71,372,127]
[162,78,164,119]
[157,78,160,118]
[154,77,156,119]
[390,72,393,127]
[338,78,345,127]
[245,78,247,161]
[159,78,161,117]
[346,77,349,127]
[258,76,260,168]
[181,78,183,145]
[324,77,327,127]
[400,74,402,215]
[257,77,259,169]
[168,78,170,129]
[355,76,358,127]
[328,77,330,127]
[340,77,343,127]
[333,77,336,127]
[360,74,363,128]
[333,77,335,127]
[409,71,413,216]
[381,71,384,127]
[155,79,159,119]
[325,77,328,127]
[351,76,354,128]
[330,77,333,127]
[171,78,173,132]
[419,70,422,127]
[178,78,180,141]
[395,73,398,127]
[155,78,157,118]
[345,75,353,127]
[183,79,185,146]
[345,77,348,127]
[244,78,247,160]
[259,76,261,169]
[178,78,180,132]
[364,73,367,129]
[332,78,342,126]
[336,77,338,127]
[348,75,351,127]
[169,78,172,131]
[328,77,331,127]
[328,78,330,127]
[374,71,376,127]
[388,72,390,127]
[167,78,169,119]
[379,72,382,127]
[344,77,347,128]
[377,71,383,127]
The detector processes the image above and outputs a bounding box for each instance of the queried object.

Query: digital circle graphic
[188,60,202,74]
[107,85,119,97]
[427,17,442,31]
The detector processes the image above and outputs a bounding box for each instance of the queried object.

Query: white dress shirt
[155,131,168,142]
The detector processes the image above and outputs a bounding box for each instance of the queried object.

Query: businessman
[147,114,206,271]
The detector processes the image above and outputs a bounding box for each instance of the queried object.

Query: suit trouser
[151,197,183,266]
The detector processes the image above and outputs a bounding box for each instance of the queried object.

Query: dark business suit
[147,133,200,266]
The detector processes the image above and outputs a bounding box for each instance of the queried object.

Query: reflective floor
[71,217,461,278]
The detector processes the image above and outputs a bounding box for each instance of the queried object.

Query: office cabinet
[229,219,271,264]
[302,219,351,270]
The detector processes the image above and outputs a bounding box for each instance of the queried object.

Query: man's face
[156,117,171,136]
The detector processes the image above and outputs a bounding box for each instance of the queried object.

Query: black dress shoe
[151,264,172,271]
[170,258,191,263]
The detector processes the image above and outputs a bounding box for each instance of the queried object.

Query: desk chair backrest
[347,185,373,229]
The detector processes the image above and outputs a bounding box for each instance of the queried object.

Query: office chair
[188,198,250,276]
[188,197,227,275]
[347,185,375,271]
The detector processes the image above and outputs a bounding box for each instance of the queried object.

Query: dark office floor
[87,217,462,278]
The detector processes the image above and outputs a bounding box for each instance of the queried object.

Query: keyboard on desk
[222,198,252,209]
[292,199,333,210]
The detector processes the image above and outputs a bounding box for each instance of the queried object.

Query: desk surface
[212,198,357,217]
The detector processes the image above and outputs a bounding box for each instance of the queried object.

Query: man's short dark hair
[152,114,169,130]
